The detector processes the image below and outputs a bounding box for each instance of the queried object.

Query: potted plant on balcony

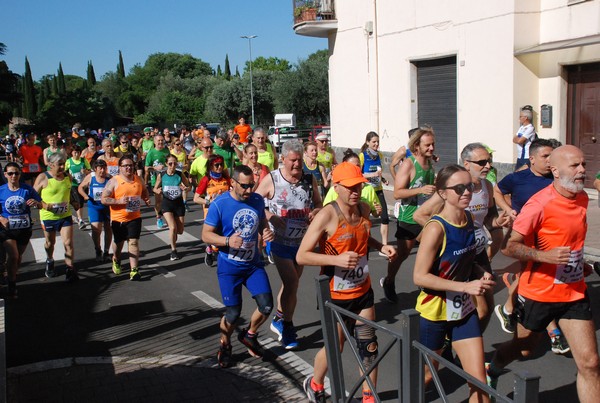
[294,1,318,23]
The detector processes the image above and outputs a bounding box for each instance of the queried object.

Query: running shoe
[65,267,79,283]
[267,253,275,265]
[95,249,103,262]
[184,202,191,212]
[237,328,264,358]
[112,260,122,275]
[362,390,376,403]
[494,304,516,334]
[303,376,326,403]
[550,333,570,354]
[170,250,179,261]
[281,324,299,350]
[205,246,214,267]
[270,316,284,341]
[130,267,141,281]
[379,277,398,303]
[45,259,56,278]
[157,217,165,229]
[217,342,233,368]
[485,362,498,389]
[78,219,86,230]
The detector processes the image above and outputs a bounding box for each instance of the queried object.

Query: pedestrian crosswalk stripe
[30,236,64,263]
[144,225,201,244]
[148,263,175,278]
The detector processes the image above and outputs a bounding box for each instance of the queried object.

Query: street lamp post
[241,35,257,126]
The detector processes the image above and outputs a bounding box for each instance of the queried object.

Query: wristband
[225,237,230,247]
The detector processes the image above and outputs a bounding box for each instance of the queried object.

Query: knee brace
[355,324,378,370]
[224,304,242,325]
[254,293,273,316]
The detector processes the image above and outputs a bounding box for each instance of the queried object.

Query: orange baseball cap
[332,162,368,187]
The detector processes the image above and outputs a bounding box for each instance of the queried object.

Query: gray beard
[559,176,585,193]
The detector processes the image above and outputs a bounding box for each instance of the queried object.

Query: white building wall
[323,0,600,166]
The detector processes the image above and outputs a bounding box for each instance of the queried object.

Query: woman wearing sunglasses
[153,154,191,261]
[413,164,495,403]
[194,154,230,267]
[0,162,42,298]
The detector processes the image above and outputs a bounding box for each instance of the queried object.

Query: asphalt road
[5,192,599,402]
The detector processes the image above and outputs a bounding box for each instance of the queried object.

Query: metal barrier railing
[315,275,540,403]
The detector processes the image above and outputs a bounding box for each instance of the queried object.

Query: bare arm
[202,223,229,247]
[78,174,92,200]
[512,135,528,145]
[393,158,436,200]
[594,178,600,192]
[389,146,407,179]
[493,184,517,220]
[153,174,162,195]
[502,230,571,265]
[413,192,444,226]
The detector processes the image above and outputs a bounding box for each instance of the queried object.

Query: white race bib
[554,249,584,284]
[333,256,369,291]
[176,162,184,171]
[107,165,119,176]
[125,196,141,213]
[72,171,83,184]
[227,241,256,262]
[285,219,308,239]
[91,186,103,201]
[28,163,40,172]
[51,202,68,215]
[163,185,182,200]
[446,290,476,321]
[474,228,489,254]
[8,214,31,229]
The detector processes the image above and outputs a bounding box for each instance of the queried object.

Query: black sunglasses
[5,171,20,176]
[443,182,474,196]
[467,159,492,167]
[233,178,255,190]
[203,146,213,150]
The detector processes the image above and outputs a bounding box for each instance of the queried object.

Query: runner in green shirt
[145,135,170,229]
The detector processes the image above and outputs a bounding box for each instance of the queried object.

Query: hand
[25,198,38,207]
[143,197,151,206]
[463,278,495,296]
[269,215,286,231]
[380,245,397,262]
[544,246,571,265]
[495,211,513,228]
[335,251,360,269]
[421,185,436,196]
[0,216,8,228]
[153,188,161,195]
[374,202,382,215]
[262,228,275,243]
[308,208,321,222]
[229,232,243,248]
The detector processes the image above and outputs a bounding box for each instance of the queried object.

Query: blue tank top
[88,173,110,207]
[0,183,41,230]
[303,161,325,198]
[361,150,383,190]
[160,171,183,200]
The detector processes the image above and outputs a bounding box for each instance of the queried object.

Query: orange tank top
[110,174,144,222]
[321,202,372,300]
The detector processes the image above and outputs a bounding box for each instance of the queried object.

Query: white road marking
[30,236,63,263]
[191,290,224,309]
[147,263,175,278]
[144,225,201,244]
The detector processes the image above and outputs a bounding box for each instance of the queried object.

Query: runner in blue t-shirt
[202,165,275,369]
[0,162,42,298]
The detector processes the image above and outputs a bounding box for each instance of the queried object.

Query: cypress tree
[235,65,240,78]
[117,50,125,78]
[87,61,97,86]
[217,65,222,76]
[224,54,231,80]
[44,76,51,96]
[23,57,36,119]
[57,63,66,95]
[51,74,58,96]
[37,81,45,115]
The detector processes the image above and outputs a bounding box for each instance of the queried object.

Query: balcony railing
[293,0,337,37]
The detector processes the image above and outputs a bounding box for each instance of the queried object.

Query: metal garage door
[415,56,457,168]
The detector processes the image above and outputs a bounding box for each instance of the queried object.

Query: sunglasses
[120,141,128,144]
[5,171,20,176]
[233,178,255,190]
[443,182,474,196]
[120,164,134,168]
[213,163,223,168]
[203,146,213,150]
[174,142,181,146]
[467,159,492,167]
[318,139,328,143]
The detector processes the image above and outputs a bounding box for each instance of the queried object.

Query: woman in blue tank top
[78,159,112,262]
[303,141,328,198]
[413,164,495,403]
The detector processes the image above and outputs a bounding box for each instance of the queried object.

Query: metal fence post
[399,309,421,403]
[513,370,539,403]
[316,275,345,402]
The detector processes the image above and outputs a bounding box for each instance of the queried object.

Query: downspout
[373,0,380,134]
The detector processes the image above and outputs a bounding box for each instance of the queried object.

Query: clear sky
[2,0,326,80]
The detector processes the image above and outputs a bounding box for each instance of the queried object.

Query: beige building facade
[294,0,600,185]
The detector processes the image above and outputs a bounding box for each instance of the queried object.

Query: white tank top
[465,180,491,254]
[267,169,313,247]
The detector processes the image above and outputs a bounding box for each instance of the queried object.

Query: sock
[275,310,284,320]
[311,378,324,392]
[548,328,561,337]
[363,390,375,402]
[247,330,257,338]
[503,305,512,315]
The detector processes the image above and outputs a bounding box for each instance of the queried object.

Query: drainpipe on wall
[373,0,380,135]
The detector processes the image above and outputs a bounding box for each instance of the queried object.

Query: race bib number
[163,185,181,200]
[108,165,119,176]
[227,241,256,262]
[8,214,31,229]
[554,249,584,284]
[51,202,68,215]
[285,219,308,239]
[176,162,184,171]
[474,228,489,254]
[125,196,141,213]
[28,163,40,172]
[91,187,103,201]
[72,171,83,184]
[333,256,369,291]
[446,290,475,321]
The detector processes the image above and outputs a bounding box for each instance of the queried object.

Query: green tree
[0,60,21,125]
[0,42,6,55]
[224,54,231,80]
[22,57,36,119]
[217,65,222,77]
[245,56,291,73]
[117,50,125,78]
[235,66,240,78]
[57,63,66,95]
[87,61,97,86]
[51,74,58,96]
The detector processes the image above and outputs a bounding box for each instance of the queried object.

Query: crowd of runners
[1,112,600,403]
